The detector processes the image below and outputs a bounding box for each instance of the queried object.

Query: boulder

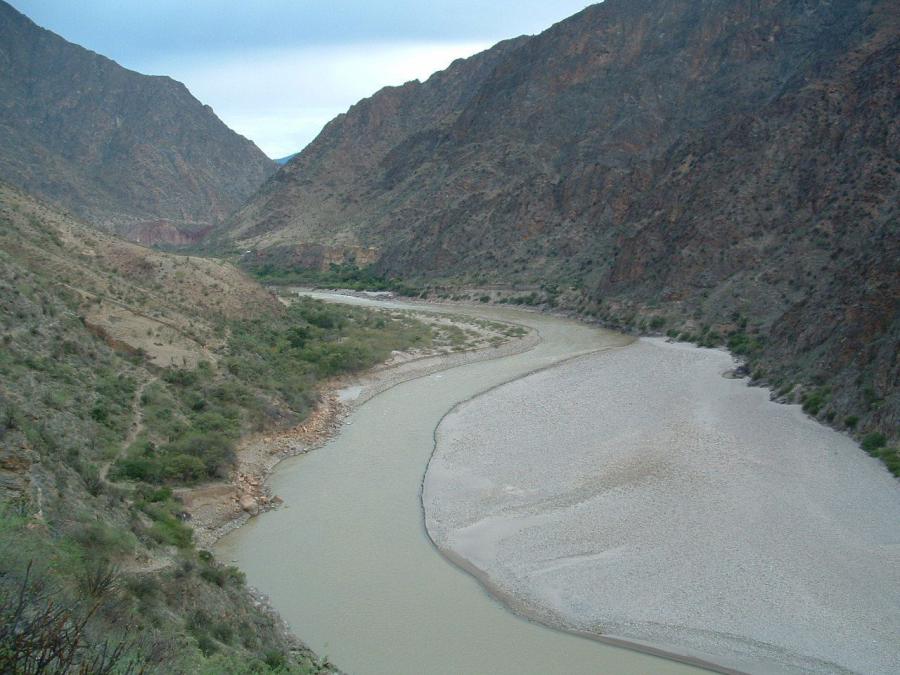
[239,494,259,516]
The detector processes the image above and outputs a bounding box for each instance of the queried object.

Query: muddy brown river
[218,293,900,674]
[217,294,710,674]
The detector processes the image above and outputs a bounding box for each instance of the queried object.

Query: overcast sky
[12,1,596,158]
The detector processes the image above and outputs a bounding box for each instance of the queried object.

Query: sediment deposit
[424,338,900,675]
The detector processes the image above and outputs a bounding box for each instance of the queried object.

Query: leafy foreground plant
[0,561,139,675]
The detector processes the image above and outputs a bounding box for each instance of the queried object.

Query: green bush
[114,456,164,483]
[878,448,899,476]
[727,331,763,356]
[862,432,887,454]
[126,574,161,600]
[142,504,193,549]
[163,453,207,482]
[200,565,228,587]
[69,519,135,560]
[801,387,830,416]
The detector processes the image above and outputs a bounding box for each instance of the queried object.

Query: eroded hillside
[0,183,448,672]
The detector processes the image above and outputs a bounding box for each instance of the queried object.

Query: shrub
[78,462,103,496]
[143,505,192,549]
[78,557,120,598]
[70,520,134,560]
[878,448,899,477]
[115,457,164,483]
[861,432,887,454]
[211,622,234,645]
[0,562,138,674]
[142,486,172,503]
[264,650,288,669]
[163,454,207,482]
[200,565,228,587]
[126,575,160,600]
[801,387,829,416]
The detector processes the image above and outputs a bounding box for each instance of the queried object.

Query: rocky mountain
[228,0,899,447]
[0,0,276,244]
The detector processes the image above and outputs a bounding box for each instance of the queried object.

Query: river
[216,293,712,675]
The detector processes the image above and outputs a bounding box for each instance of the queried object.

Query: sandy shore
[424,338,900,675]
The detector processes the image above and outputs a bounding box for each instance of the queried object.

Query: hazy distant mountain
[227,0,899,443]
[274,154,297,166]
[0,0,276,244]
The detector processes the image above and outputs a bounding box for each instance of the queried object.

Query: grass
[801,387,830,416]
[860,433,899,477]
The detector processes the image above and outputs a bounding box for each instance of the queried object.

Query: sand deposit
[424,338,900,674]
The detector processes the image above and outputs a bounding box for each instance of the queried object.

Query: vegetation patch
[246,260,421,296]
[110,296,432,485]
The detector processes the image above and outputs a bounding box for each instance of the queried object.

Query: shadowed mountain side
[226,0,899,448]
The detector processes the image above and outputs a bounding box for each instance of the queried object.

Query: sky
[12,1,596,158]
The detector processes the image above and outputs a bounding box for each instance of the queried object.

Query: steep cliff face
[228,0,898,444]
[0,1,276,243]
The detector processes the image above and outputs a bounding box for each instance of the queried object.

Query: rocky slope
[1,180,448,671]
[0,182,326,672]
[228,0,899,448]
[0,1,276,244]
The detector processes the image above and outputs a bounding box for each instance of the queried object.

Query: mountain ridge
[226,0,899,447]
[0,0,276,244]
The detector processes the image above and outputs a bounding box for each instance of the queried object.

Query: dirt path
[100,375,154,482]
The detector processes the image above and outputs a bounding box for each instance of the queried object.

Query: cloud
[11,1,597,156]
[139,41,492,157]
[14,1,595,60]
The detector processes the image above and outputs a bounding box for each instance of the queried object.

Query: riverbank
[215,297,710,675]
[424,337,900,675]
[181,296,541,549]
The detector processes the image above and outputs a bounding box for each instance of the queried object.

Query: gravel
[424,338,900,675]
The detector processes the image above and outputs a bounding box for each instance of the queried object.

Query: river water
[217,294,710,675]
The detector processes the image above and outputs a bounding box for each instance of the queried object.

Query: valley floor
[425,338,900,675]
[217,295,712,675]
